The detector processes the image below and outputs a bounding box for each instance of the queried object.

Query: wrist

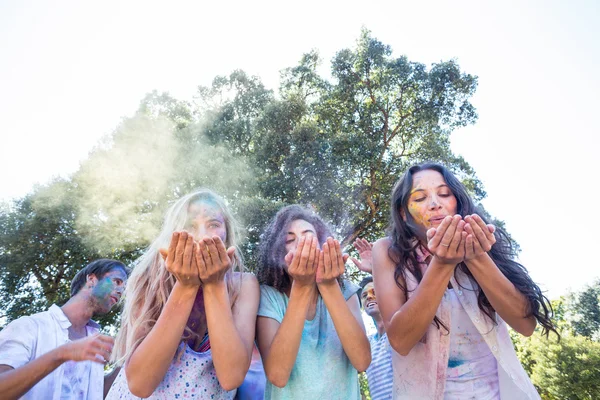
[55,343,72,363]
[465,252,492,269]
[291,280,316,297]
[316,281,341,296]
[202,280,228,296]
[431,255,459,269]
[172,281,200,298]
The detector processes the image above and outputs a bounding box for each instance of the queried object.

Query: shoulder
[373,237,392,250]
[257,285,286,322]
[259,284,284,299]
[372,237,396,271]
[0,315,38,339]
[235,272,259,288]
[231,272,259,306]
[341,279,360,301]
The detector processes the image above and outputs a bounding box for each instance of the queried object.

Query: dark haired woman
[255,205,371,400]
[372,163,556,400]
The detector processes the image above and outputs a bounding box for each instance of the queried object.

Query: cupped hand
[464,214,496,261]
[426,215,466,265]
[195,236,235,285]
[317,237,348,285]
[350,238,373,274]
[165,232,202,287]
[61,334,114,364]
[285,235,318,287]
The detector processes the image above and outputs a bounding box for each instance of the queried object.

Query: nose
[428,195,442,210]
[366,292,376,301]
[193,225,208,240]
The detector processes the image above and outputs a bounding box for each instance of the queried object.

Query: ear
[400,208,407,222]
[86,273,99,287]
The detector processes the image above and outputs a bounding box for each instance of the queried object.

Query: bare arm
[0,335,114,400]
[257,283,317,388]
[256,235,319,388]
[373,216,465,356]
[125,232,200,397]
[318,238,371,371]
[463,214,536,336]
[204,272,259,391]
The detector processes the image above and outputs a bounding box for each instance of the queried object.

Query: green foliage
[568,281,600,339]
[513,330,600,399]
[359,371,372,400]
[1,29,480,328]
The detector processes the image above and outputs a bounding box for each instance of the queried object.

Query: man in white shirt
[0,258,129,400]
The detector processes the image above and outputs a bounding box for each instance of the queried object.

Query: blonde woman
[107,190,259,399]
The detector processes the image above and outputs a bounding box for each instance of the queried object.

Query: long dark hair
[388,162,557,337]
[256,205,342,293]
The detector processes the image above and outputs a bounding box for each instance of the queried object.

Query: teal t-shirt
[257,280,361,400]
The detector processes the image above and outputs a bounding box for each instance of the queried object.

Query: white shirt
[0,304,104,400]
[390,247,540,400]
[445,288,500,399]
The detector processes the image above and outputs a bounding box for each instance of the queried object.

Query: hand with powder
[195,236,235,285]
[284,235,318,288]
[316,238,349,285]
[164,231,202,287]
[426,215,466,265]
[463,214,496,261]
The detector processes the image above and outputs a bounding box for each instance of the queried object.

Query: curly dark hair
[388,162,558,337]
[256,205,342,293]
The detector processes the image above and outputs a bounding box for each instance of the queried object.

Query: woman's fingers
[307,236,318,274]
[205,237,222,267]
[465,234,475,259]
[439,215,461,249]
[316,249,325,283]
[183,235,194,270]
[194,241,206,274]
[299,235,313,269]
[466,215,491,252]
[213,236,229,265]
[428,216,452,248]
[450,220,465,252]
[334,239,344,276]
[175,231,188,266]
[323,240,332,278]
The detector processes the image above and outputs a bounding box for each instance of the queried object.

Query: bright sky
[1,0,598,298]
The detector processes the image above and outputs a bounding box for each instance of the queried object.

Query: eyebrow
[410,184,449,194]
[287,229,316,235]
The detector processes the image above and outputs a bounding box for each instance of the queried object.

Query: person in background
[353,238,393,400]
[0,258,128,400]
[359,275,393,400]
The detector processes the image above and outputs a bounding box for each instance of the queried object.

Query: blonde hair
[112,189,244,365]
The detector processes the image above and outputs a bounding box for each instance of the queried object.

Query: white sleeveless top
[388,246,539,400]
[444,289,500,400]
[106,342,236,399]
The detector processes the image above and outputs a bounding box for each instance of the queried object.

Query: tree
[513,330,600,399]
[197,29,481,250]
[0,180,140,328]
[568,281,600,340]
[1,29,482,326]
